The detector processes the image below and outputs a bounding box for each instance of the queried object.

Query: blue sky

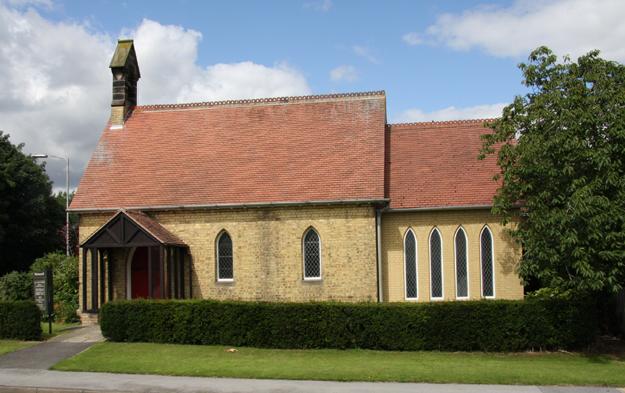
[1,0,624,191]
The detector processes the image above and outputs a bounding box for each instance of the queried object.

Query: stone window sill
[300,279,323,286]
[215,280,236,287]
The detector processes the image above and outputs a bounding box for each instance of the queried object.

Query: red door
[131,247,149,299]
[131,247,162,299]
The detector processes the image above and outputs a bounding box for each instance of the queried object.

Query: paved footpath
[0,326,622,393]
[0,325,103,370]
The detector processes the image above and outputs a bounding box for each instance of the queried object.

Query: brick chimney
[109,39,141,127]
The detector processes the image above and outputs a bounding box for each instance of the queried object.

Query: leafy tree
[480,47,625,293]
[0,131,65,275]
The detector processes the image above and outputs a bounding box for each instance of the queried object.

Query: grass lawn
[41,322,81,340]
[51,342,625,387]
[0,340,36,355]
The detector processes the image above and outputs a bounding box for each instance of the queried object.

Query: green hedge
[100,298,597,352]
[0,300,42,340]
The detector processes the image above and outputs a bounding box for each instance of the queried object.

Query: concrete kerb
[0,389,128,393]
[0,382,623,393]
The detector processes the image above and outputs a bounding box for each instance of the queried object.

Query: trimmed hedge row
[100,298,598,352]
[0,300,42,340]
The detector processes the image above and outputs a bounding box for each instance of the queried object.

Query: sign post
[33,271,53,334]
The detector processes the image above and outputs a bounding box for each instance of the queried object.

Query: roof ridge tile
[135,90,386,112]
[388,118,496,128]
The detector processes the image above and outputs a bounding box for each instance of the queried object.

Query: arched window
[481,226,495,298]
[303,228,321,279]
[430,228,443,299]
[455,227,469,299]
[404,229,418,300]
[217,232,233,281]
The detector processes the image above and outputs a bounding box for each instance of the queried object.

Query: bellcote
[109,39,141,126]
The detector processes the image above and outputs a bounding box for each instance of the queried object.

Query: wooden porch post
[91,247,98,310]
[188,251,193,299]
[179,247,185,300]
[82,248,88,311]
[166,246,172,299]
[99,249,105,307]
[148,246,153,299]
[160,245,165,300]
[173,247,179,299]
[107,249,113,302]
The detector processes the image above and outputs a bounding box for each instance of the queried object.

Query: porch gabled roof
[80,209,187,248]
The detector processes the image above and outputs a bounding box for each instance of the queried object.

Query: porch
[79,209,190,324]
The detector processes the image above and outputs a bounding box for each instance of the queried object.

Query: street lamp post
[33,154,70,256]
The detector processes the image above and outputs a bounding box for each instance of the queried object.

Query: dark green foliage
[31,251,80,324]
[480,47,625,293]
[0,131,65,276]
[0,252,79,323]
[0,300,42,340]
[101,298,597,352]
[0,271,33,301]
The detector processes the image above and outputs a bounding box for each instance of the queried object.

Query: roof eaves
[69,198,391,214]
[385,204,525,213]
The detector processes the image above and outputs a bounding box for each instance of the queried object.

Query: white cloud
[124,19,311,104]
[121,19,202,104]
[0,3,114,191]
[402,32,422,46]
[178,61,311,103]
[353,45,379,64]
[0,8,311,192]
[329,65,358,83]
[392,103,507,123]
[403,0,625,62]
[303,0,332,11]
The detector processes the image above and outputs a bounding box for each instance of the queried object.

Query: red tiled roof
[70,92,386,210]
[125,210,186,246]
[386,120,502,209]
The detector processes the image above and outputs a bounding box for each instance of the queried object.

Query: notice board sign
[33,270,53,314]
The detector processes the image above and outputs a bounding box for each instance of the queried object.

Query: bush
[101,298,598,352]
[0,300,42,340]
[0,271,33,301]
[527,287,622,336]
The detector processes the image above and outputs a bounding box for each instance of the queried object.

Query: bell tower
[109,39,141,127]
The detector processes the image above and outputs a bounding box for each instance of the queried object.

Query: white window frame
[480,226,496,298]
[216,231,234,282]
[429,227,444,300]
[454,226,470,299]
[404,228,418,300]
[303,227,322,280]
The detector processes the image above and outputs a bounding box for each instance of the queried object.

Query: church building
[69,39,523,324]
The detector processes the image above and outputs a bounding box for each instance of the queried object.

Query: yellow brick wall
[78,204,378,304]
[110,107,124,126]
[380,209,523,302]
